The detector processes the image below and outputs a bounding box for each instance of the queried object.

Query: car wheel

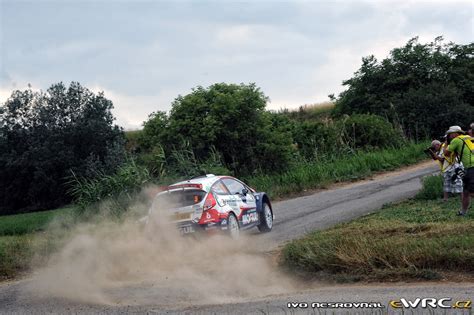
[227,213,240,239]
[257,202,273,232]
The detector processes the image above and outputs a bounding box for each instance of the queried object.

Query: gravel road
[1,162,472,315]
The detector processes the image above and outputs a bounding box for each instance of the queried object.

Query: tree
[334,37,474,139]
[141,83,294,175]
[0,82,125,214]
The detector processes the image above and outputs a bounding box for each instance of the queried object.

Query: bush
[291,120,344,160]
[156,83,294,175]
[338,114,404,150]
[415,175,443,200]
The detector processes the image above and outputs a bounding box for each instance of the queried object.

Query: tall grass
[68,159,151,217]
[279,101,335,121]
[282,198,474,281]
[248,141,429,198]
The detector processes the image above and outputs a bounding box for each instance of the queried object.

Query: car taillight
[203,192,216,211]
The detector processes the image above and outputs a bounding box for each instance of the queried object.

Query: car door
[221,178,258,228]
[210,180,233,211]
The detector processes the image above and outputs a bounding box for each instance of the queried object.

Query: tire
[257,202,273,232]
[227,213,240,239]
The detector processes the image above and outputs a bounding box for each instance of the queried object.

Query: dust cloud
[27,193,297,307]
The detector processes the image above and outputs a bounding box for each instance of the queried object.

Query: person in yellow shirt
[444,126,474,216]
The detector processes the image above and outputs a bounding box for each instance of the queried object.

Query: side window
[211,181,230,195]
[222,178,245,195]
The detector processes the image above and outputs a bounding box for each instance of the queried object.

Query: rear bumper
[176,219,227,235]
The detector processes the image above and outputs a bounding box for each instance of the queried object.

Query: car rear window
[154,189,206,209]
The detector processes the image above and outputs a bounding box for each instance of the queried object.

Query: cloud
[1,0,472,128]
[89,86,176,130]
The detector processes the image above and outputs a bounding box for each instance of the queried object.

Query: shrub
[415,175,443,200]
[338,114,404,150]
[161,83,294,175]
[291,121,344,160]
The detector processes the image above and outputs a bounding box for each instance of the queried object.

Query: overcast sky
[1,0,472,129]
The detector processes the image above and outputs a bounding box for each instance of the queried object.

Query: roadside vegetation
[2,37,471,217]
[0,36,471,280]
[0,206,75,279]
[247,141,427,198]
[282,177,473,282]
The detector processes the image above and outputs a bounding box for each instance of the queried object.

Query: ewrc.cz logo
[390,298,472,309]
[287,302,384,309]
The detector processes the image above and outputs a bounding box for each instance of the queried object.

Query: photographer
[428,139,463,201]
[444,126,474,216]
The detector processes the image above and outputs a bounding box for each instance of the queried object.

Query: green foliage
[415,175,443,200]
[138,111,168,151]
[288,113,404,161]
[334,37,474,139]
[167,144,231,178]
[140,83,294,175]
[291,120,343,160]
[68,159,151,217]
[138,145,167,178]
[0,82,125,214]
[247,141,428,198]
[338,114,405,149]
[124,130,142,153]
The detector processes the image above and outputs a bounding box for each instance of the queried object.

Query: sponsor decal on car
[242,211,258,225]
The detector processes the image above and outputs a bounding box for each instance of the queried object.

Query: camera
[423,147,436,159]
[451,166,466,182]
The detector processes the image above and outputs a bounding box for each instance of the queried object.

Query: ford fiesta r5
[144,174,274,238]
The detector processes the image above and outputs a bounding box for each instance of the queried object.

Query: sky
[0,0,472,129]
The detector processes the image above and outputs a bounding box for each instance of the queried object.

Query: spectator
[445,126,474,216]
[430,139,463,201]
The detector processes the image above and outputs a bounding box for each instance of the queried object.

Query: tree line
[0,37,472,215]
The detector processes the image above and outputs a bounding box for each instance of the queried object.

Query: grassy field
[282,176,473,282]
[248,141,429,199]
[0,206,74,279]
[0,206,75,236]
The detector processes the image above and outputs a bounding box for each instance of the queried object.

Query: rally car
[145,174,273,238]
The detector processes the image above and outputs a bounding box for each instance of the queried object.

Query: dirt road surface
[1,162,473,314]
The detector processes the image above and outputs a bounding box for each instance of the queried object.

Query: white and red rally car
[145,174,273,237]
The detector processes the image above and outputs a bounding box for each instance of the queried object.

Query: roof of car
[168,174,225,192]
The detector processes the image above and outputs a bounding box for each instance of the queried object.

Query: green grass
[248,141,429,199]
[0,206,75,236]
[415,174,443,200]
[0,235,35,278]
[0,206,76,279]
[282,197,473,282]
